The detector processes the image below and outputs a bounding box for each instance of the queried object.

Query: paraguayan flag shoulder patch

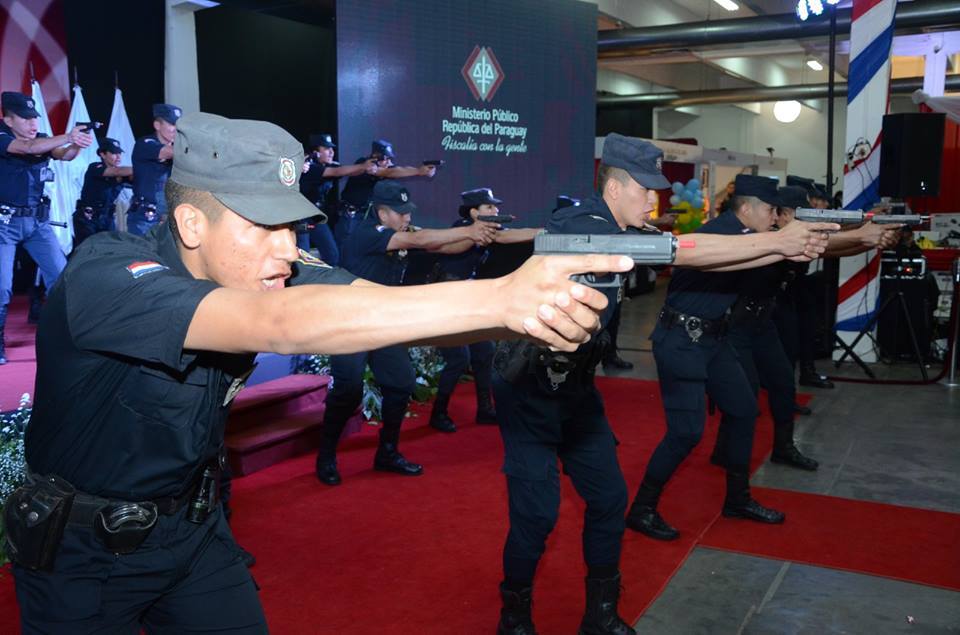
[297,248,331,269]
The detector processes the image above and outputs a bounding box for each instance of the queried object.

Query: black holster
[94,502,158,555]
[494,340,539,384]
[3,474,75,571]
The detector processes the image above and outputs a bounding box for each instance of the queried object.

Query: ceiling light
[807,59,824,71]
[774,100,802,123]
[712,0,739,11]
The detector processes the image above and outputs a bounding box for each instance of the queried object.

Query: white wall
[655,98,848,188]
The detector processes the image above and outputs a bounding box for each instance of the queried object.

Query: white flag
[30,80,71,254]
[59,86,101,252]
[107,88,136,231]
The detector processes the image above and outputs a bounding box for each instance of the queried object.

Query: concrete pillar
[923,33,947,98]
[164,0,218,113]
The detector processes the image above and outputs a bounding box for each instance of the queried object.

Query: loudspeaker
[879,113,945,198]
[876,275,935,361]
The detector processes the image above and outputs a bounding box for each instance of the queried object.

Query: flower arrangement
[294,346,445,420]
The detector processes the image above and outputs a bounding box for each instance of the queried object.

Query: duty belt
[658,305,728,343]
[0,198,50,223]
[128,197,159,221]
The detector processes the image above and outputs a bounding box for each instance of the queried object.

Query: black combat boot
[27,285,43,325]
[497,582,537,635]
[475,382,497,425]
[771,421,818,471]
[373,442,423,476]
[315,397,356,486]
[429,392,457,433]
[578,574,636,635]
[722,471,785,523]
[798,361,834,389]
[0,305,7,365]
[625,479,678,541]
[601,353,633,371]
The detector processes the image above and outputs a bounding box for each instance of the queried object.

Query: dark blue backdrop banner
[336,0,597,228]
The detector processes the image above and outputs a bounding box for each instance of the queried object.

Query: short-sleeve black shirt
[79,161,126,208]
[0,123,51,206]
[26,224,355,500]
[299,160,341,210]
[436,217,487,281]
[339,158,382,208]
[547,195,629,352]
[131,134,171,204]
[340,216,406,286]
[665,211,752,320]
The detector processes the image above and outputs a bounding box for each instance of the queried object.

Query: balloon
[672,182,684,195]
[677,201,693,211]
[687,178,701,191]
[669,194,680,206]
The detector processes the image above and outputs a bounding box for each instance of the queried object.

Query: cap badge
[400,191,408,203]
[173,108,182,117]
[655,157,663,171]
[278,157,297,187]
[26,99,34,108]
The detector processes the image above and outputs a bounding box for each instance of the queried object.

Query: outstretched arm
[676,220,838,271]
[184,254,636,354]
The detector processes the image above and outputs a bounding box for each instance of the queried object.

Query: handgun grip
[572,273,622,289]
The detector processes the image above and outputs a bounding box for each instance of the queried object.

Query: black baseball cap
[308,133,336,149]
[601,133,671,190]
[776,186,810,210]
[371,139,395,158]
[555,195,580,210]
[98,137,123,154]
[171,112,320,225]
[371,180,416,214]
[734,174,779,207]
[459,187,502,218]
[153,103,182,124]
[1,92,39,119]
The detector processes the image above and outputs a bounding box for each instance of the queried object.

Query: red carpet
[0,296,36,411]
[701,487,960,591]
[0,376,957,633]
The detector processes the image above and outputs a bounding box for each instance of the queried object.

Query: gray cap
[171,112,319,225]
[601,133,671,190]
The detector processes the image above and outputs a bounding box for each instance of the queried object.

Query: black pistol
[477,214,515,224]
[422,160,445,167]
[533,232,683,288]
[76,121,103,133]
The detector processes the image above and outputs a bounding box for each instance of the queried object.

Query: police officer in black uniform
[492,136,672,635]
[316,180,499,484]
[298,133,378,265]
[625,175,799,543]
[337,139,437,245]
[6,112,621,633]
[74,137,131,247]
[0,91,92,365]
[429,187,541,433]
[128,103,180,236]
[709,186,821,473]
[494,140,837,634]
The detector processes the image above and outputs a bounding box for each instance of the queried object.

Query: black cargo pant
[715,317,796,457]
[437,340,494,395]
[643,323,758,484]
[319,346,417,457]
[14,505,266,634]
[493,367,627,583]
